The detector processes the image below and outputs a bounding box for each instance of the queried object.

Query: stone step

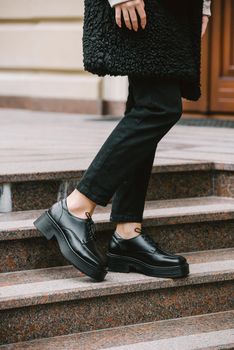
[0,310,233,349]
[0,196,234,273]
[1,161,233,212]
[0,248,233,344]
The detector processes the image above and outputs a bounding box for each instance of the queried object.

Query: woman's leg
[104,77,189,278]
[109,146,157,239]
[73,76,182,213]
[109,76,158,226]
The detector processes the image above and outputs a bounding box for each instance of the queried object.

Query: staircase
[0,157,233,349]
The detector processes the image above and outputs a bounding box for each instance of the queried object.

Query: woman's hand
[201,15,209,38]
[114,0,146,31]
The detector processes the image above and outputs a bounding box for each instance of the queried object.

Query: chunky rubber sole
[33,211,107,282]
[107,253,189,279]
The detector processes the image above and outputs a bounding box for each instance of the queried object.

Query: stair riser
[214,171,234,197]
[0,281,232,345]
[1,220,233,272]
[0,171,218,212]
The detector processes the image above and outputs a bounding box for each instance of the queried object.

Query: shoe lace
[85,212,96,240]
[134,227,159,249]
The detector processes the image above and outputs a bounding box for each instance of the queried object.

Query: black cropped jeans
[76,75,182,223]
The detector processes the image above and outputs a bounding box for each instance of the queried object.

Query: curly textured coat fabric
[83,0,203,101]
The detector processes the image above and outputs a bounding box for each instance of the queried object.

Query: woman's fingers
[115,6,122,28]
[122,6,132,30]
[115,0,146,31]
[136,2,146,29]
[128,6,138,31]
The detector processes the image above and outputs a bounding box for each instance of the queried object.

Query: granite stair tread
[1,195,234,240]
[0,159,213,183]
[0,248,233,310]
[0,310,233,349]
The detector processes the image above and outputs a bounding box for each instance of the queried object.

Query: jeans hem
[76,181,109,207]
[110,213,143,223]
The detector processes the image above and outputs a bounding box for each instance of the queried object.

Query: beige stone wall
[0,0,128,114]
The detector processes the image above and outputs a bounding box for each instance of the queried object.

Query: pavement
[0,108,234,177]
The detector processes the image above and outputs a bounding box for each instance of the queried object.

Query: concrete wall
[0,0,128,114]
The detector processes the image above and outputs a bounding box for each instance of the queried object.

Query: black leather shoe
[33,198,107,281]
[107,228,189,278]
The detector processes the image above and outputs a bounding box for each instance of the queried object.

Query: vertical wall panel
[210,0,234,112]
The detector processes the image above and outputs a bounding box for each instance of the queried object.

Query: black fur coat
[82,0,204,101]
